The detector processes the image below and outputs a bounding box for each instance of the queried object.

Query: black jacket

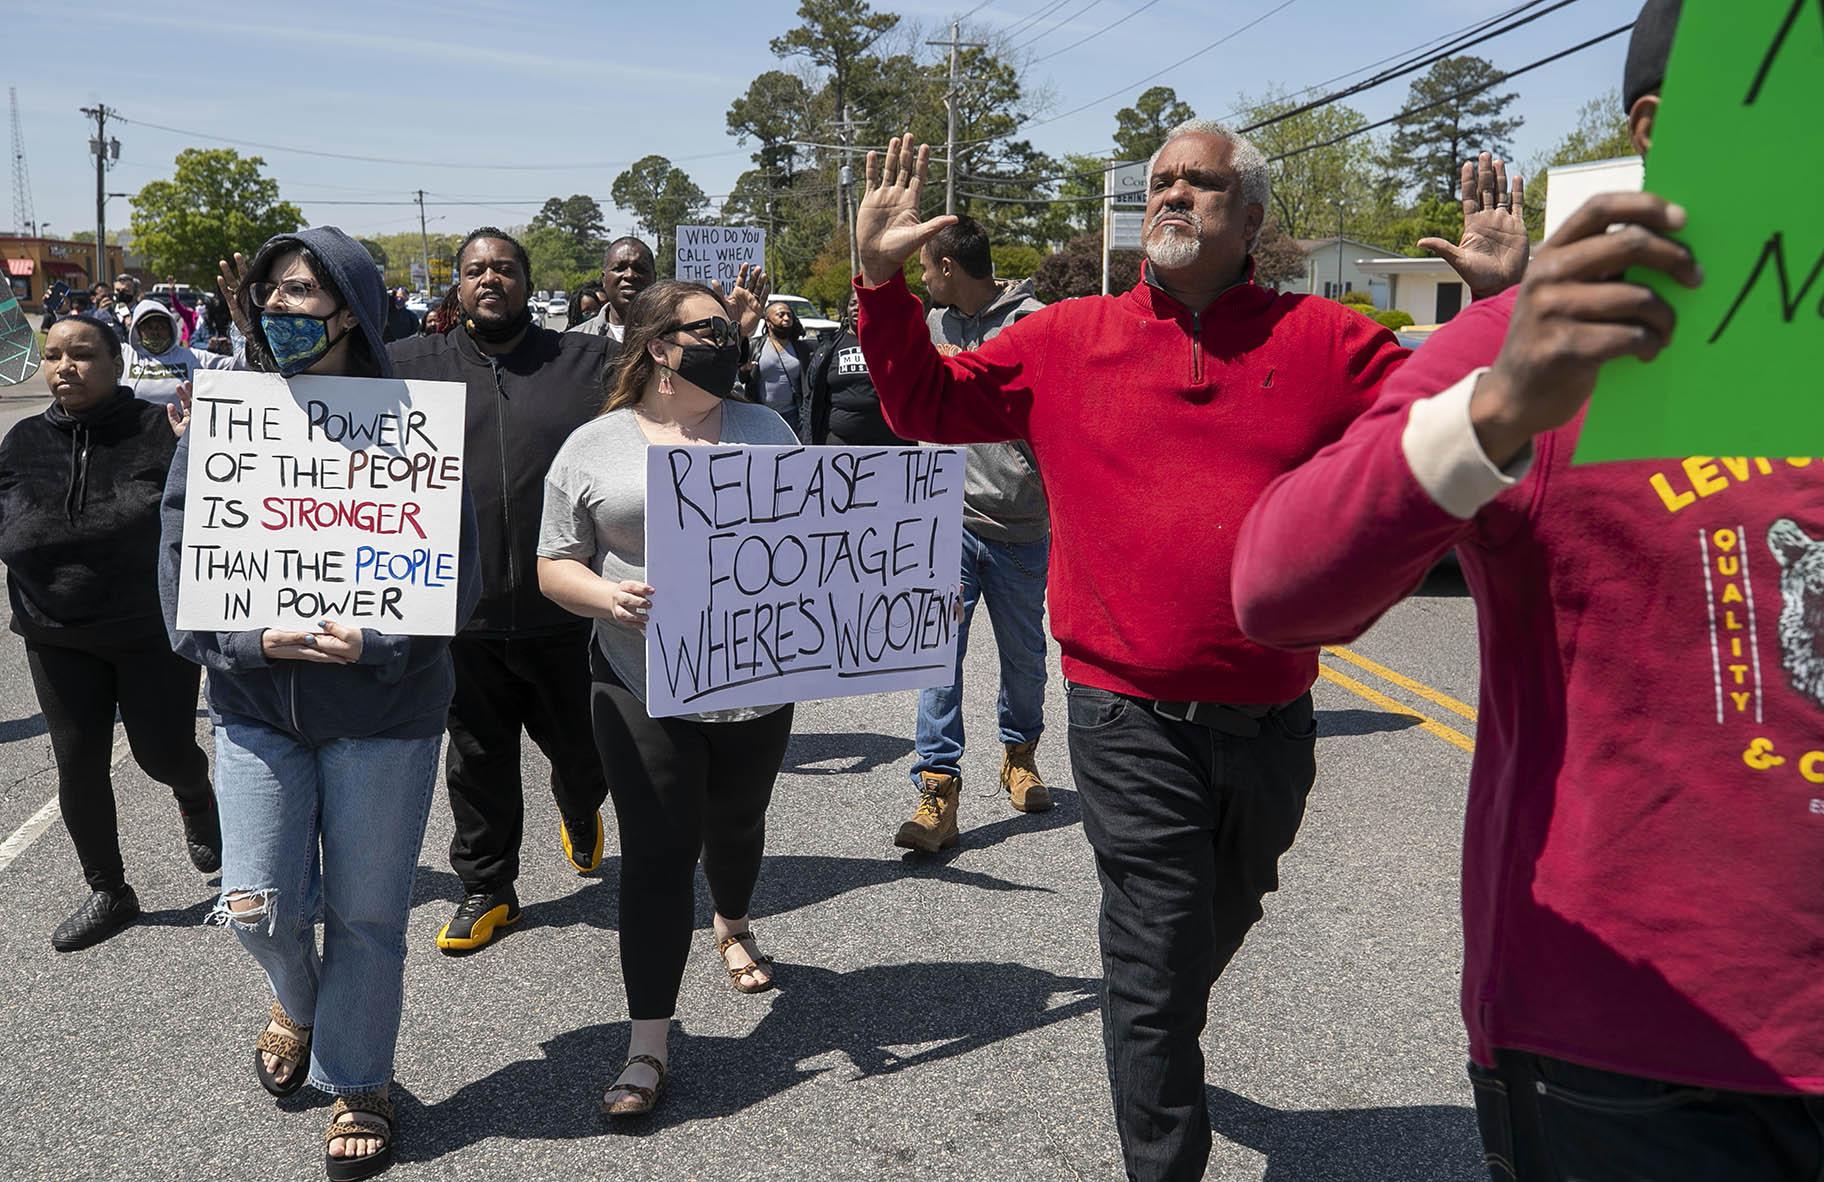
[803,328,911,446]
[0,389,174,649]
[389,323,613,636]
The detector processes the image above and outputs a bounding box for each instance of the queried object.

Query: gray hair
[1146,118,1271,251]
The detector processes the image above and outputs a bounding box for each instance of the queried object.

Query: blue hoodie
[159,226,480,743]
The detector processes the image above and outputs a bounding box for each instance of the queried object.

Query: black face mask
[670,341,742,400]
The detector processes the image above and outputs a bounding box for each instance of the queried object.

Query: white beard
[1145,229,1202,270]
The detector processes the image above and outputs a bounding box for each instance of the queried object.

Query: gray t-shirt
[538,401,798,722]
[754,337,802,421]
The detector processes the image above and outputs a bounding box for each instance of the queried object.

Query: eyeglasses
[666,316,736,347]
[249,279,326,310]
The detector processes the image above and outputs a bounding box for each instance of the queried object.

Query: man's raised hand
[856,135,957,288]
[1421,152,1529,301]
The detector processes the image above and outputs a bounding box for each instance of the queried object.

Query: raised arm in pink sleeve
[1233,291,1523,650]
[854,273,1041,445]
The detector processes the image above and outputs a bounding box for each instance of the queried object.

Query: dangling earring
[657,365,673,398]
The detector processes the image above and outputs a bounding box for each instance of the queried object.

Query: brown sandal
[599,1054,667,1119]
[323,1091,394,1180]
[255,1001,313,1098]
[717,930,777,994]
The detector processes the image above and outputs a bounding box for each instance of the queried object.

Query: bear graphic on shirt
[1768,518,1824,710]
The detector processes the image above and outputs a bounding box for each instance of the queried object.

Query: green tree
[128,148,303,286]
[522,224,592,293]
[1252,217,1309,289]
[1033,232,1140,302]
[357,238,387,269]
[530,194,608,279]
[769,0,899,139]
[1112,86,1196,162]
[1383,56,1523,200]
[610,156,708,277]
[1238,88,1382,242]
[1523,90,1636,239]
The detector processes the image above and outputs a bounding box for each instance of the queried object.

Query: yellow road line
[1317,666,1477,755]
[1322,645,1479,722]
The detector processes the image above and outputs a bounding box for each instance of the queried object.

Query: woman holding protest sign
[538,279,794,1119]
[161,226,478,1181]
[0,315,219,953]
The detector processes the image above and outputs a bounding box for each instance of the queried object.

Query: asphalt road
[0,385,1488,1181]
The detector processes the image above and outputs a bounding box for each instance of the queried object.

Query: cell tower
[10,87,36,237]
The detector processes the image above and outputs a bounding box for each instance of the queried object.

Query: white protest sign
[175,370,468,635]
[644,444,965,718]
[675,225,767,288]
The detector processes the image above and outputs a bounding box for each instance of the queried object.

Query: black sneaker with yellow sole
[560,809,604,875]
[435,886,521,955]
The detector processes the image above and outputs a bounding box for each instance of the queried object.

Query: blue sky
[8,0,1642,244]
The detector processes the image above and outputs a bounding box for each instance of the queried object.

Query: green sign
[1575,0,1823,463]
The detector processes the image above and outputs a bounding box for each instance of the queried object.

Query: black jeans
[589,647,793,1020]
[1067,682,1317,1182]
[25,640,213,891]
[1470,1050,1824,1181]
[445,629,609,893]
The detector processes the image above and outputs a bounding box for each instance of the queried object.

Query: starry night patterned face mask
[260,310,350,377]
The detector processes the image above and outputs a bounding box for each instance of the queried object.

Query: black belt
[1149,698,1276,738]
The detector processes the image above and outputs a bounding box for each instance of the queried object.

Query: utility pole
[925,22,983,215]
[1333,200,1348,299]
[826,106,864,278]
[79,105,119,286]
[415,189,430,291]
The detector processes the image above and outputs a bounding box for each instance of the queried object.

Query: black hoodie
[389,320,613,636]
[0,389,176,648]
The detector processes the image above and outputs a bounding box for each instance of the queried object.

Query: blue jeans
[912,530,1049,785]
[210,719,440,1095]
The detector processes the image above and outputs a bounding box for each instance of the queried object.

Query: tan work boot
[894,772,960,853]
[1001,741,1052,812]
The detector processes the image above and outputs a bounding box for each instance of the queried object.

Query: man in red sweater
[854,126,1525,1179]
[1235,2,1824,1176]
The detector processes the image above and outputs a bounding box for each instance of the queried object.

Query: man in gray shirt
[568,237,656,341]
[895,217,1052,854]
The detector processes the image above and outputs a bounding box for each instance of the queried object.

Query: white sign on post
[175,370,469,635]
[644,444,966,718]
[1106,160,1148,250]
[675,225,767,288]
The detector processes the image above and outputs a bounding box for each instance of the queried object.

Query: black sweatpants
[445,628,610,893]
[24,640,213,892]
[1066,683,1317,1182]
[588,646,793,1020]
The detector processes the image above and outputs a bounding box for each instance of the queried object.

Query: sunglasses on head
[665,316,736,347]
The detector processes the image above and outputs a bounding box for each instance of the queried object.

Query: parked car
[769,293,840,345]
[546,293,569,319]
[404,292,430,315]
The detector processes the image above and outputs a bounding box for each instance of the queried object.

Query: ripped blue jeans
[211,718,439,1095]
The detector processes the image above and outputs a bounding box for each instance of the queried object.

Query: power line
[1009,0,1107,51]
[966,0,1581,187]
[955,20,1633,204]
[1030,0,1168,64]
[1000,0,1077,42]
[110,113,745,173]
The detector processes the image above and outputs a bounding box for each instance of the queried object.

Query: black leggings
[589,647,793,1020]
[24,640,213,891]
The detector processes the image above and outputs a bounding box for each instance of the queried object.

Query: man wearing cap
[853,119,1526,1179]
[1235,2,1824,1176]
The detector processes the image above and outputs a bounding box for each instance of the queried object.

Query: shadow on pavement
[1316,709,1422,738]
[0,712,47,743]
[783,730,916,775]
[410,853,1053,937]
[396,959,1101,1159]
[1205,1085,1481,1180]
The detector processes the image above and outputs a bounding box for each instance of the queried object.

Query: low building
[0,236,128,311]
[1289,236,1400,305]
[1353,255,1473,328]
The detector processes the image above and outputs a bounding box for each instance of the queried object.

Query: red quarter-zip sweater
[856,269,1408,703]
[1233,289,1824,1092]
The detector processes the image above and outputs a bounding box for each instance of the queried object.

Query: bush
[1372,309,1415,330]
[1339,289,1376,307]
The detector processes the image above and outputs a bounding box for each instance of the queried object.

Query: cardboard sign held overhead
[644,444,965,718]
[675,225,767,289]
[175,370,468,635]
[1576,0,1823,463]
